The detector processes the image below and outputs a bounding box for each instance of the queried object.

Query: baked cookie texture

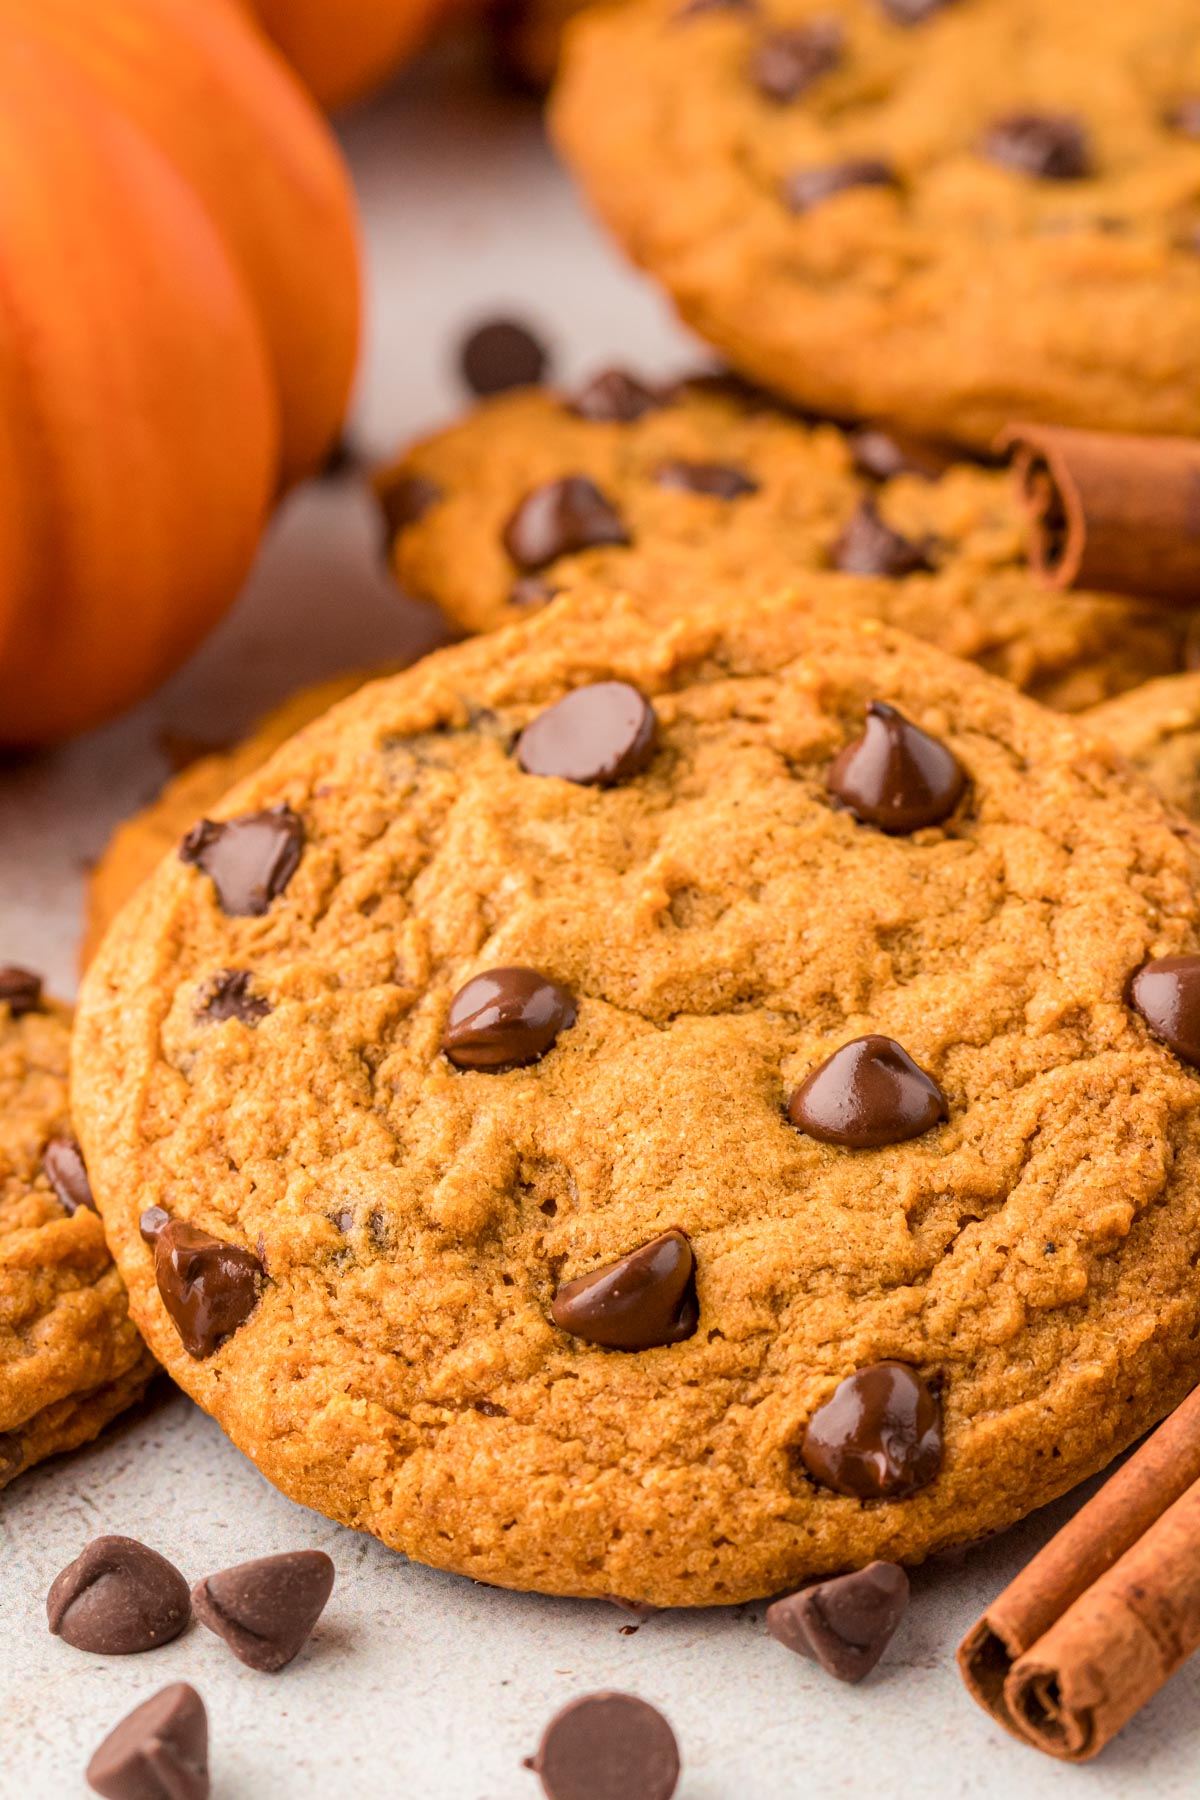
[377,378,1192,711]
[73,591,1200,1605]
[1084,673,1200,825]
[551,0,1200,448]
[1,995,153,1491]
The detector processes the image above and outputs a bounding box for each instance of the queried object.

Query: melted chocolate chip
[551,1229,698,1351]
[517,682,658,786]
[1167,98,1200,139]
[784,158,899,212]
[533,1693,680,1800]
[47,1536,190,1656]
[827,701,966,834]
[503,477,630,572]
[379,473,443,539]
[655,459,759,499]
[767,1562,909,1682]
[831,499,933,577]
[980,113,1093,181]
[192,1550,334,1673]
[569,370,664,423]
[752,20,843,102]
[878,0,953,21]
[179,806,304,917]
[442,968,577,1072]
[508,576,559,610]
[140,1207,170,1245]
[147,1218,263,1359]
[86,1684,208,1800]
[42,1138,98,1215]
[1128,955,1200,1069]
[801,1362,943,1498]
[459,317,549,397]
[196,970,270,1026]
[848,427,956,483]
[0,965,42,1017]
[789,1036,948,1147]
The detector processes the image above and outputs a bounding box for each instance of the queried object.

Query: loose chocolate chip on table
[0,964,42,1016]
[509,576,560,610]
[442,968,577,1072]
[831,499,932,577]
[801,1362,944,1498]
[503,477,630,572]
[86,1683,208,1800]
[517,682,658,786]
[767,1562,909,1682]
[379,472,443,539]
[47,1536,191,1656]
[143,1216,264,1360]
[192,1550,334,1673]
[551,1229,698,1351]
[568,370,664,424]
[531,1692,680,1800]
[1167,98,1200,138]
[827,700,966,834]
[1128,954,1200,1069]
[751,21,843,103]
[196,969,270,1026]
[848,427,956,483]
[179,805,304,918]
[878,0,953,22]
[979,113,1092,181]
[784,158,899,213]
[42,1138,98,1215]
[655,459,759,499]
[789,1035,948,1147]
[459,317,549,397]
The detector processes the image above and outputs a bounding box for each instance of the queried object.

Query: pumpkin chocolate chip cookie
[551,0,1200,447]
[1084,673,1200,825]
[0,975,153,1491]
[376,376,1192,712]
[73,590,1200,1606]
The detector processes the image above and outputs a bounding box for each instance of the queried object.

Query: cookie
[552,0,1200,448]
[376,376,1191,711]
[1084,673,1200,824]
[0,981,153,1491]
[73,590,1200,1606]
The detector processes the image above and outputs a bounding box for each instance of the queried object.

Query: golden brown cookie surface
[1085,672,1200,824]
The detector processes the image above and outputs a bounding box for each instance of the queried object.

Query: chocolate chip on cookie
[831,500,933,577]
[42,1138,98,1216]
[195,970,270,1027]
[460,317,550,397]
[509,576,560,610]
[179,805,304,918]
[783,158,899,213]
[827,701,966,833]
[442,968,577,1071]
[142,1214,263,1360]
[801,1363,944,1499]
[979,112,1093,181]
[655,459,759,499]
[517,682,658,785]
[1128,955,1200,1069]
[767,1562,909,1682]
[86,1684,209,1800]
[751,21,843,103]
[569,370,664,423]
[531,1693,680,1800]
[878,0,954,22]
[504,477,631,571]
[47,1536,191,1656]
[0,965,42,1016]
[1166,98,1200,138]
[848,428,957,483]
[379,472,443,539]
[191,1550,335,1673]
[552,1229,698,1350]
[789,1037,948,1148]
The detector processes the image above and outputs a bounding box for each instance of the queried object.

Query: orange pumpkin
[247,0,446,112]
[0,0,360,745]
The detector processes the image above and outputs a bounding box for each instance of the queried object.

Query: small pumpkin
[0,0,360,744]
[247,0,447,111]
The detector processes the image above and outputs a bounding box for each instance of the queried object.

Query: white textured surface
[0,46,1195,1799]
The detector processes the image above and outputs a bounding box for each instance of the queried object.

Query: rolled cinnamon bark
[1000,422,1200,605]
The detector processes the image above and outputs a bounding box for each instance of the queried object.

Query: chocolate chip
[179,805,304,917]
[676,0,753,18]
[86,1683,208,1800]
[831,499,933,576]
[848,427,956,483]
[517,682,658,786]
[42,1138,98,1215]
[442,968,577,1072]
[767,1562,909,1682]
[532,1692,680,1800]
[551,1229,698,1351]
[1128,955,1200,1069]
[783,158,899,212]
[878,0,953,22]
[788,1036,948,1147]
[459,317,549,397]
[751,21,843,102]
[147,1218,263,1359]
[1167,98,1200,138]
[0,965,43,1017]
[655,460,759,500]
[503,478,630,572]
[191,1550,334,1673]
[140,1207,170,1245]
[979,113,1093,181]
[827,700,966,834]
[47,1536,190,1656]
[379,472,443,540]
[569,370,664,423]
[801,1362,943,1498]
[509,576,559,610]
[196,970,270,1026]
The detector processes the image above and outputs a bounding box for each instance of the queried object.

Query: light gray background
[1,45,1195,1799]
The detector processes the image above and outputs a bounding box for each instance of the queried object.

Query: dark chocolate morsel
[533,1692,680,1800]
[831,499,933,577]
[196,970,270,1026]
[827,700,966,834]
[85,1683,209,1800]
[979,113,1093,181]
[508,576,560,610]
[459,317,549,397]
[191,1550,335,1673]
[150,1220,263,1359]
[878,0,954,22]
[1167,98,1200,139]
[47,1536,191,1656]
[751,21,843,102]
[516,682,658,786]
[551,1229,698,1351]
[1128,954,1200,1069]
[378,472,443,540]
[442,968,577,1072]
[179,805,304,918]
[568,370,664,423]
[789,1035,948,1147]
[503,477,630,572]
[42,1138,98,1215]
[0,965,43,1017]
[801,1362,944,1498]
[140,1207,170,1246]
[784,158,899,212]
[767,1562,909,1682]
[655,459,759,500]
[848,427,956,483]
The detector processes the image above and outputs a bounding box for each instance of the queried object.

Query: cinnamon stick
[1000,422,1200,605]
[959,1382,1200,1760]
